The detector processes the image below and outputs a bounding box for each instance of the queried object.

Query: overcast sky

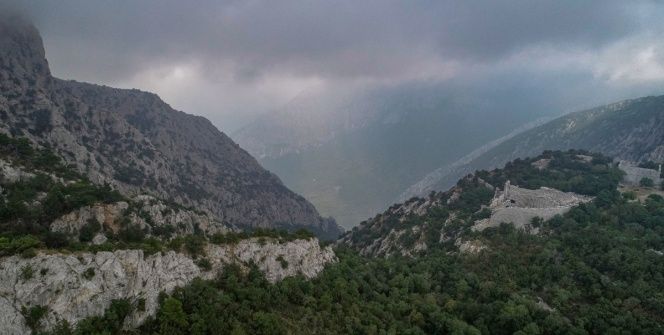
[4,0,664,132]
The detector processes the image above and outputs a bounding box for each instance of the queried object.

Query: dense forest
[40,150,663,334]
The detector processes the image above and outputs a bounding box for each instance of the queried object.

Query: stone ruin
[473,181,593,232]
[618,161,662,187]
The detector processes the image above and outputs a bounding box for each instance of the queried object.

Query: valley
[1,4,664,335]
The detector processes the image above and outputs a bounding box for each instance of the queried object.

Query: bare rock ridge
[0,16,342,239]
[0,238,336,334]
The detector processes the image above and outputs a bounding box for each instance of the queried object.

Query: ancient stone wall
[618,161,662,186]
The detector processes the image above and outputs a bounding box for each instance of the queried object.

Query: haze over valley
[1,1,664,334]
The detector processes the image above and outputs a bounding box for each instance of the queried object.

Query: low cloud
[2,0,664,131]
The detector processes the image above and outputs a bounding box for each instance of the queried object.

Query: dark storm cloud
[4,0,656,81]
[1,0,663,131]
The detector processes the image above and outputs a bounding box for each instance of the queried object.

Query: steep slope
[0,16,341,239]
[118,149,664,334]
[237,83,558,228]
[340,150,623,257]
[0,121,336,334]
[404,95,664,198]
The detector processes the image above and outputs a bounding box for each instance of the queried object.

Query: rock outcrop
[0,238,335,334]
[50,195,233,239]
[0,15,342,239]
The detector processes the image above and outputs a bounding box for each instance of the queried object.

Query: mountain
[402,95,664,199]
[100,149,661,335]
[340,150,624,256]
[0,16,341,239]
[236,82,558,228]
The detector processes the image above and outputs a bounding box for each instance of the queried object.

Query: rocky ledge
[0,238,335,334]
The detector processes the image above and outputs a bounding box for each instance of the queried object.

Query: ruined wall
[474,181,592,231]
[619,161,662,186]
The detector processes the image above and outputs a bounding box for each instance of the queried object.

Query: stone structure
[473,181,592,232]
[618,161,662,186]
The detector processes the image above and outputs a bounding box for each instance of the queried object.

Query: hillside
[0,133,336,334]
[402,95,664,199]
[0,16,341,239]
[340,150,624,256]
[56,150,662,335]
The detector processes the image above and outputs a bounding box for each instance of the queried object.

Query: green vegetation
[54,150,663,334]
[48,299,132,335]
[133,193,660,334]
[276,255,289,269]
[0,135,124,255]
[83,268,96,280]
[476,150,623,197]
[21,305,48,333]
[79,219,101,243]
[349,150,624,252]
[209,228,315,245]
[640,177,655,188]
[20,264,34,281]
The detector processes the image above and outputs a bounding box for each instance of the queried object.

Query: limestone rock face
[0,158,34,183]
[0,238,335,334]
[0,16,342,239]
[49,195,233,239]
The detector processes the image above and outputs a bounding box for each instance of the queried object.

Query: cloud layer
[4,0,664,131]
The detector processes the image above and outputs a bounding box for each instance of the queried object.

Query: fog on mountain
[1,2,664,334]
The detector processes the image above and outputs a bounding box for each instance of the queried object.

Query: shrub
[79,218,102,242]
[118,225,146,243]
[157,297,189,334]
[20,265,35,281]
[83,267,95,280]
[21,248,37,258]
[0,235,41,256]
[623,191,637,200]
[74,299,132,334]
[137,298,146,312]
[21,305,48,332]
[640,177,654,188]
[196,258,212,271]
[184,235,207,258]
[44,231,70,249]
[276,255,289,269]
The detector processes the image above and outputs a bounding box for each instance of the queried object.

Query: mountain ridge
[0,16,342,239]
[403,95,664,198]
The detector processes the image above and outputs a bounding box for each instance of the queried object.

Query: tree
[640,177,654,188]
[158,297,189,335]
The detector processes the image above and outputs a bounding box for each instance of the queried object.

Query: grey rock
[0,16,342,239]
[0,238,335,334]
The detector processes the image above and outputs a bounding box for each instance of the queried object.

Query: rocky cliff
[0,238,335,334]
[0,16,341,239]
